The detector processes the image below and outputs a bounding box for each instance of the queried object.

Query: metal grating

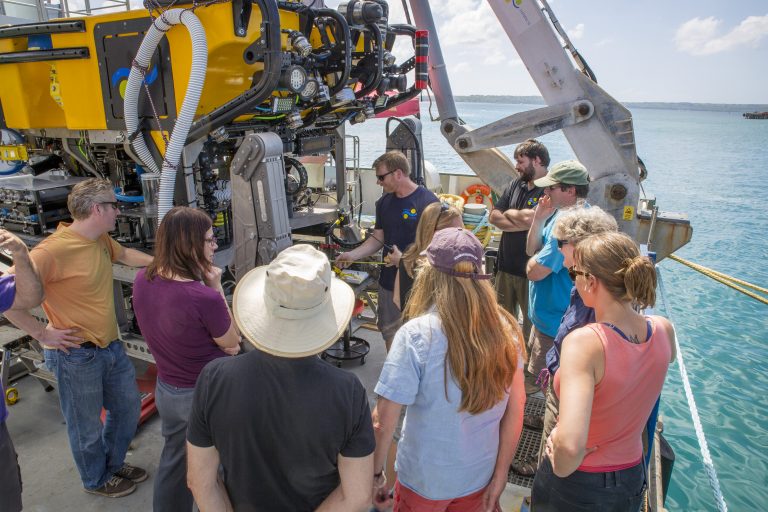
[508,426,542,488]
[507,394,547,488]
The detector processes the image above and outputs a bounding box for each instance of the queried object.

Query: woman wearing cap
[372,228,526,512]
[132,206,240,512]
[531,232,675,511]
[394,201,463,310]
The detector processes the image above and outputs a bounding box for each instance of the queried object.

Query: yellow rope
[668,254,768,305]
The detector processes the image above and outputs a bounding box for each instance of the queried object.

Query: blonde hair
[401,202,463,277]
[67,178,114,220]
[404,260,523,414]
[552,205,618,243]
[575,232,656,309]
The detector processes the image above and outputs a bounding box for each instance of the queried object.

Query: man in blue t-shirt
[0,229,44,512]
[336,151,438,350]
[525,161,590,395]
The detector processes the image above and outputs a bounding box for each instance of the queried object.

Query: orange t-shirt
[555,317,671,471]
[31,223,124,348]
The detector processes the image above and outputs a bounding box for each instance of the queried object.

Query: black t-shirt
[494,178,544,276]
[375,186,438,290]
[187,350,375,512]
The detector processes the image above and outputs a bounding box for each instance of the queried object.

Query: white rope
[657,267,728,512]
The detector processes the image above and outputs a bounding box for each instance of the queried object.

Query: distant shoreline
[448,95,768,113]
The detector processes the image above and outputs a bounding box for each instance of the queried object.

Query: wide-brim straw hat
[233,244,354,358]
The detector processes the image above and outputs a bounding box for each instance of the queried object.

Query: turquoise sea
[348,102,768,511]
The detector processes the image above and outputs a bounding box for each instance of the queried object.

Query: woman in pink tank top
[531,232,676,511]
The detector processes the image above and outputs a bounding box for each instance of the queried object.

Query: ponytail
[576,232,656,308]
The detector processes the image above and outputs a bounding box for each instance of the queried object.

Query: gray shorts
[376,287,402,344]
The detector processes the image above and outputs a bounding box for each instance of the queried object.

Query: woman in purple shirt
[132,206,240,512]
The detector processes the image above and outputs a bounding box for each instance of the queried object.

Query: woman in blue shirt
[371,228,525,512]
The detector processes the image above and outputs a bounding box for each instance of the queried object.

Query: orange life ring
[460,183,493,209]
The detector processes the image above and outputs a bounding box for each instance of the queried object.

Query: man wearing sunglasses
[4,178,154,498]
[336,151,437,350]
[489,139,549,393]
[524,161,590,400]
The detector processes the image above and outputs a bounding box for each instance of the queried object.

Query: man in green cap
[525,160,590,396]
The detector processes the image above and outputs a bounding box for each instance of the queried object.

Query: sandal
[523,412,544,430]
[511,455,539,477]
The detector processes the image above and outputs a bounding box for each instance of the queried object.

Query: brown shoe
[84,475,137,498]
[115,463,148,483]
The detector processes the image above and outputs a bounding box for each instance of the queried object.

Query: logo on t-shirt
[526,197,540,208]
[402,208,417,220]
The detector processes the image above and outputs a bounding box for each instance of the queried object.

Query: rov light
[279,65,308,94]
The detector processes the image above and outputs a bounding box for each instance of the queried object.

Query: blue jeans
[45,341,141,489]
[154,378,195,512]
[531,456,645,512]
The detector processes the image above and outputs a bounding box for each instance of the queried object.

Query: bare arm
[526,257,553,282]
[1,230,42,310]
[370,397,402,509]
[187,443,233,512]
[549,328,601,477]
[3,309,80,352]
[482,358,525,511]
[336,229,385,269]
[655,315,677,363]
[116,247,153,267]
[489,208,535,232]
[203,267,241,353]
[525,196,555,256]
[315,453,373,512]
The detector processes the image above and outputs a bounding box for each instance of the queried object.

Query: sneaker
[115,463,148,483]
[84,475,136,498]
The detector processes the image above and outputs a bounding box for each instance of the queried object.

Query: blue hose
[114,187,144,203]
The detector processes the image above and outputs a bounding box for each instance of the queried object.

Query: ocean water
[348,102,768,511]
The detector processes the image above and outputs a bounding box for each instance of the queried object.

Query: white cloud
[675,14,768,56]
[567,23,584,41]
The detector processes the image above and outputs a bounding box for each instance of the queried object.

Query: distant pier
[743,111,768,119]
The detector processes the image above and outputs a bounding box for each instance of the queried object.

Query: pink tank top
[554,316,671,471]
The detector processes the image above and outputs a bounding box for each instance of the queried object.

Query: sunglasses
[556,238,570,249]
[568,266,591,281]
[375,169,396,182]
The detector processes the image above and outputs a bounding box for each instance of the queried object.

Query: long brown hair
[575,232,656,309]
[401,202,462,277]
[404,260,523,414]
[146,206,213,281]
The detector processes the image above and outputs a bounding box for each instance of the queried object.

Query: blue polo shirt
[528,212,572,338]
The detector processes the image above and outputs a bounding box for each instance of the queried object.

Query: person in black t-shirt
[336,151,438,351]
[489,139,549,394]
[186,244,375,512]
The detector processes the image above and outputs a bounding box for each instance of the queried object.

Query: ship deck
[4,313,534,511]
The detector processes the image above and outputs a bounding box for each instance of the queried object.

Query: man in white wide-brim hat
[186,244,375,511]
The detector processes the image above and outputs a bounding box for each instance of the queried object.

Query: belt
[78,341,100,349]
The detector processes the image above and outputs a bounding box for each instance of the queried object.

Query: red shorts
[393,480,487,512]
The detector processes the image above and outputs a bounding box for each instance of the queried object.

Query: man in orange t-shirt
[5,178,153,498]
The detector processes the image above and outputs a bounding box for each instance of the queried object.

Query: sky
[68,0,768,104]
[322,0,767,104]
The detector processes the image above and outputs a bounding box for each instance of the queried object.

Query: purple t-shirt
[132,268,232,388]
[1,274,16,423]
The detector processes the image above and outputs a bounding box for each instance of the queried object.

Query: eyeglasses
[375,169,396,182]
[568,266,590,281]
[99,201,119,210]
[204,236,218,246]
[556,238,570,249]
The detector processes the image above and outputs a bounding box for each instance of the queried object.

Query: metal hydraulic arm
[407,0,691,260]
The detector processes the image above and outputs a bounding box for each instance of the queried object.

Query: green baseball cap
[534,160,590,187]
